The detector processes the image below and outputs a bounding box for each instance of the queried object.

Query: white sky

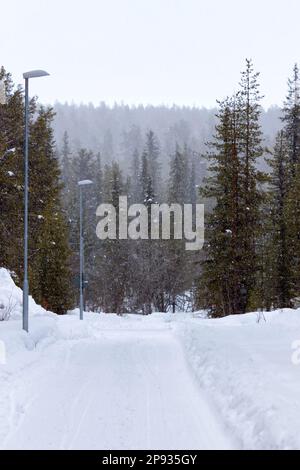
[1,0,299,108]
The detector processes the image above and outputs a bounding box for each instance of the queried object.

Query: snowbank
[0,267,48,320]
[174,309,300,449]
[1,268,300,449]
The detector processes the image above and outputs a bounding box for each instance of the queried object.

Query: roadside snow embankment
[0,267,100,352]
[174,310,300,449]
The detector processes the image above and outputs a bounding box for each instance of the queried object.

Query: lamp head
[23,70,50,79]
[78,179,93,187]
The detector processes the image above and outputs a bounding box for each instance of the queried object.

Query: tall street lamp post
[78,180,93,320]
[22,70,49,332]
[0,79,6,104]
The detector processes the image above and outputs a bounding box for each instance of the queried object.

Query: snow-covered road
[1,327,232,450]
[2,269,300,450]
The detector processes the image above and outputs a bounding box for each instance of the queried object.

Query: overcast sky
[1,0,299,108]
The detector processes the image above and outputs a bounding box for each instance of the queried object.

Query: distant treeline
[2,60,299,316]
[52,100,282,177]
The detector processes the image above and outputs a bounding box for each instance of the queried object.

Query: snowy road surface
[2,269,299,450]
[1,327,232,450]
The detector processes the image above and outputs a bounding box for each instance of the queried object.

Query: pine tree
[238,59,265,311]
[144,130,161,199]
[130,148,142,203]
[60,131,72,192]
[282,64,300,174]
[95,152,103,204]
[0,67,25,273]
[265,131,291,308]
[167,145,193,312]
[198,96,244,316]
[102,129,114,164]
[120,125,143,171]
[135,150,156,314]
[283,163,300,303]
[97,162,129,313]
[198,60,265,317]
[28,107,74,313]
[169,144,188,204]
[35,201,74,313]
[1,68,74,314]
[189,151,197,206]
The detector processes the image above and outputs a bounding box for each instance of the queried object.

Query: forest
[1,59,300,316]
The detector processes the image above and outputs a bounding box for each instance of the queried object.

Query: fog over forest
[52,102,282,177]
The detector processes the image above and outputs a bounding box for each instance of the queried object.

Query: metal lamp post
[78,180,93,320]
[22,70,49,332]
[0,79,6,105]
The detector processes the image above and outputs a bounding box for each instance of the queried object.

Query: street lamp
[22,70,49,333]
[0,79,6,105]
[78,180,93,320]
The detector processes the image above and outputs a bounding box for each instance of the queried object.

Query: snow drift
[1,268,300,449]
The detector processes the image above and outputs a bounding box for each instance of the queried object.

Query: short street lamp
[78,180,93,320]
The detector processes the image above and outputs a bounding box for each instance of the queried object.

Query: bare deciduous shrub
[0,292,17,321]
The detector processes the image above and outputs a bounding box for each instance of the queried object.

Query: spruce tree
[282,64,300,174]
[167,145,192,312]
[189,151,197,206]
[1,68,74,314]
[198,96,244,316]
[98,162,129,313]
[130,148,142,203]
[238,59,265,311]
[0,67,24,273]
[136,150,156,314]
[278,64,300,305]
[283,163,300,303]
[198,61,265,316]
[265,131,291,308]
[29,107,74,313]
[144,130,161,199]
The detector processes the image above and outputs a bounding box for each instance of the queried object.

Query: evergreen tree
[61,131,72,189]
[134,150,156,314]
[95,152,103,204]
[167,145,193,312]
[265,131,291,308]
[238,59,265,311]
[282,64,300,174]
[130,148,142,203]
[34,200,74,313]
[189,151,197,206]
[169,144,189,204]
[0,67,25,273]
[198,60,265,317]
[97,162,129,313]
[284,163,300,303]
[0,67,74,314]
[278,64,300,306]
[120,125,143,172]
[144,130,161,198]
[102,129,114,164]
[198,96,244,316]
[29,107,74,313]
